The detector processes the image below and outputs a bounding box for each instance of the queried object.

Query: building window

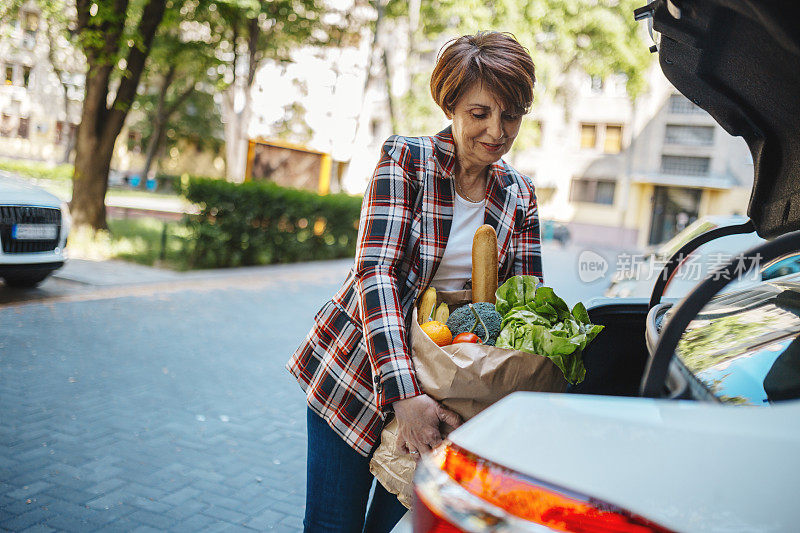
[55,121,66,144]
[17,117,29,139]
[58,123,78,145]
[604,124,623,153]
[590,75,604,94]
[664,124,715,146]
[668,94,706,114]
[661,155,710,176]
[24,12,38,32]
[22,66,31,88]
[5,66,13,85]
[22,12,38,48]
[580,123,597,149]
[611,74,628,96]
[0,115,13,137]
[569,177,616,205]
[127,131,142,153]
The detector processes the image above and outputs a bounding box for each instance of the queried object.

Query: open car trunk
[568,300,651,397]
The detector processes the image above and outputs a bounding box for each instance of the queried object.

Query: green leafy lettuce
[495,276,604,385]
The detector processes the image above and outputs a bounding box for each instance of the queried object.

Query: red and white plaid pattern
[287,127,544,456]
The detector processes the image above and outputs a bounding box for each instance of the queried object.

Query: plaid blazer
[287,126,544,455]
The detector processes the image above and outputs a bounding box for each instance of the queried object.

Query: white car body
[445,392,800,532]
[0,172,70,286]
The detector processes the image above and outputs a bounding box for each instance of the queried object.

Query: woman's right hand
[392,394,461,456]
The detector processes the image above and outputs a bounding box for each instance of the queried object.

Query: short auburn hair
[430,32,535,116]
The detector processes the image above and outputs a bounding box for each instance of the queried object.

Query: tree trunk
[69,0,166,230]
[352,0,386,145]
[142,67,175,180]
[229,93,254,182]
[223,19,259,182]
[70,59,115,229]
[71,136,115,229]
[382,48,397,133]
[142,83,195,180]
[64,128,76,164]
[142,117,165,181]
[61,85,72,164]
[223,22,245,182]
[223,89,248,182]
[408,0,420,61]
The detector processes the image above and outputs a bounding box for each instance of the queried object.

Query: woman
[287,31,543,532]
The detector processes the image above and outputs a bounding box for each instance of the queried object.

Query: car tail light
[413,442,673,533]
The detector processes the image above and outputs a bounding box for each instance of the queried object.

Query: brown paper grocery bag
[369,290,567,508]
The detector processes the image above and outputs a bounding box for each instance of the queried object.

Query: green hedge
[183,178,362,268]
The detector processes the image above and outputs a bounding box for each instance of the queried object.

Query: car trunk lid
[649,0,800,238]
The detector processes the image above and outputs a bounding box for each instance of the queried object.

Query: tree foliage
[129,9,226,178]
[209,0,365,179]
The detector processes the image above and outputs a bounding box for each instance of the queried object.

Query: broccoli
[446,302,503,345]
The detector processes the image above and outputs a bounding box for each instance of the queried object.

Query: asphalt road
[0,242,625,532]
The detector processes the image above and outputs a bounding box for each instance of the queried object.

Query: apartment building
[518,66,753,249]
[0,4,85,163]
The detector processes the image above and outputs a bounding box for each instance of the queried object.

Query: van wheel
[2,272,51,288]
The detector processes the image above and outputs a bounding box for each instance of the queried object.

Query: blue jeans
[304,408,408,533]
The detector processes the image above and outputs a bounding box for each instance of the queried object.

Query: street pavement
[1,259,352,532]
[0,242,625,532]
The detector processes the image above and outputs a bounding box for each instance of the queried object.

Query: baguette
[472,224,499,303]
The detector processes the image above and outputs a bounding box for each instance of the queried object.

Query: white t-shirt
[431,191,486,291]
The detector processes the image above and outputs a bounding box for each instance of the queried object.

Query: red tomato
[452,332,482,344]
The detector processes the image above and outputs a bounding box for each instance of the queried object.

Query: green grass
[0,157,183,201]
[106,188,182,198]
[68,217,192,271]
[0,157,73,181]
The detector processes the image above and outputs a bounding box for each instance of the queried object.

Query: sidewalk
[53,258,354,287]
[50,241,626,301]
[1,258,353,308]
[53,259,186,286]
[104,194,196,214]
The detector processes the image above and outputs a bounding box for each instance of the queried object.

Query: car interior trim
[648,218,755,310]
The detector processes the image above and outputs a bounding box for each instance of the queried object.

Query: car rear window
[676,281,800,404]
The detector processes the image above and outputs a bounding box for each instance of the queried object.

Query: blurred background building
[0,1,754,249]
[0,6,82,164]
[515,66,752,249]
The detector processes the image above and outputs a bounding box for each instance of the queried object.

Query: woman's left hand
[392,394,461,456]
